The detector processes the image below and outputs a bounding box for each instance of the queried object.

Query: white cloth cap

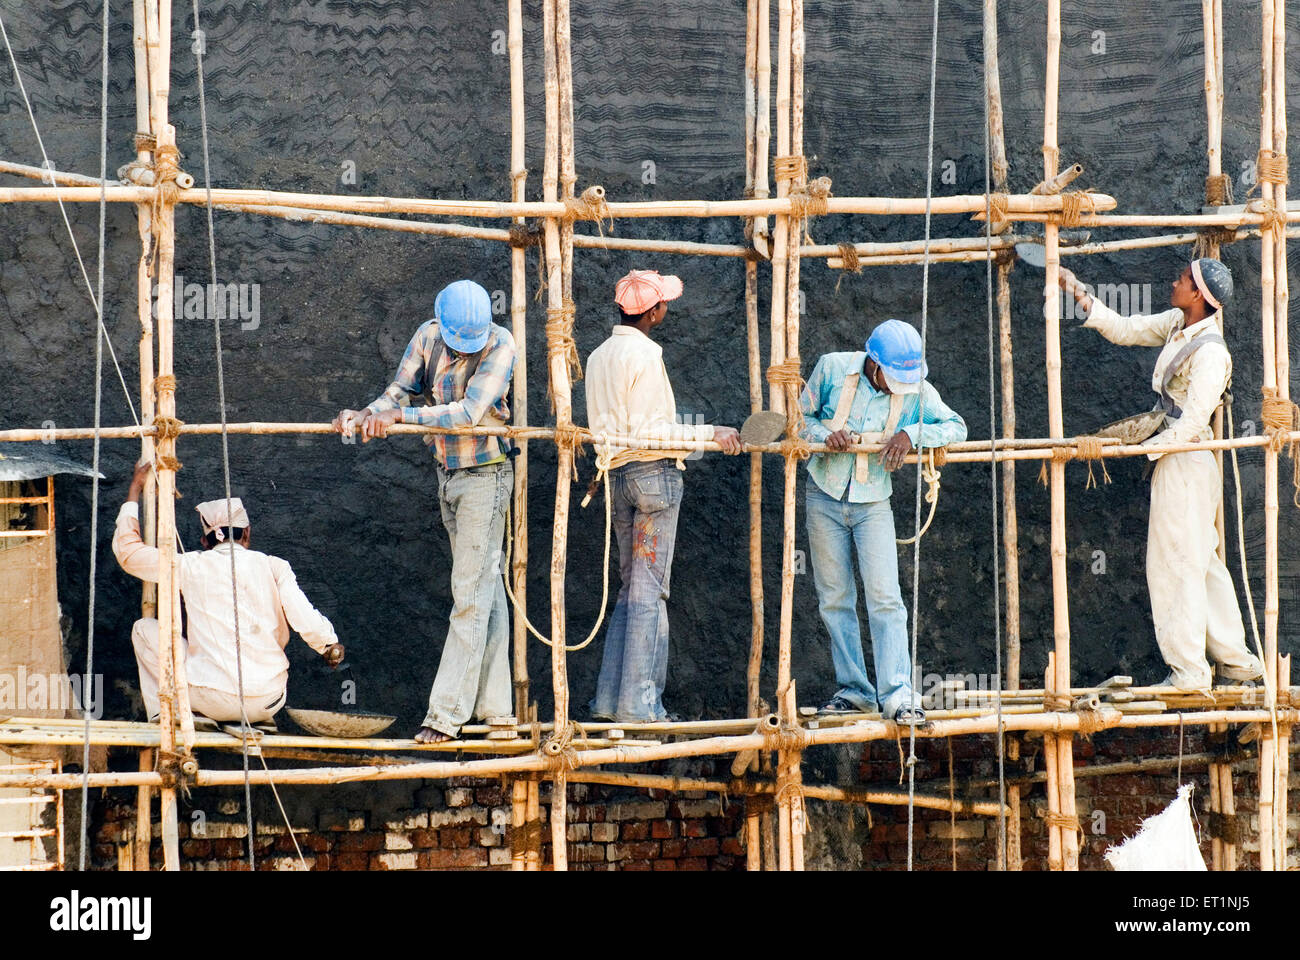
[195,497,250,542]
[880,368,921,395]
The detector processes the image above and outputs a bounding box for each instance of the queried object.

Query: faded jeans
[422,460,513,735]
[805,482,917,718]
[590,459,683,722]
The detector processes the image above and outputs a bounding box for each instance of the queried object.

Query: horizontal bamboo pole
[3,707,1295,790]
[7,421,1297,465]
[0,184,1116,219]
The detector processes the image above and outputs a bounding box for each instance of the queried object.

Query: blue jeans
[805,482,917,718]
[422,460,513,735]
[590,459,683,722]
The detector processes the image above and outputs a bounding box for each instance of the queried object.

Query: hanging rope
[192,0,257,869]
[906,0,942,873]
[502,438,613,651]
[896,448,944,545]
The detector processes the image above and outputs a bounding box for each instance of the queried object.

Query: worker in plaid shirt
[333,279,517,743]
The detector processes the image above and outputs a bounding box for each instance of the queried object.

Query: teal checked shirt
[797,350,968,503]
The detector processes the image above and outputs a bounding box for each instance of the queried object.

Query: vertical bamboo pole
[985,0,1021,870]
[506,0,530,872]
[1220,742,1237,870]
[771,0,794,872]
[134,747,153,871]
[1257,0,1278,873]
[132,0,157,621]
[541,0,572,872]
[754,0,775,867]
[1208,722,1222,870]
[144,0,181,873]
[1269,0,1288,871]
[743,0,767,873]
[1043,659,1062,870]
[1202,0,1229,560]
[1042,0,1078,872]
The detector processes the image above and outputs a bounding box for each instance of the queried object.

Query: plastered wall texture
[3,1,1298,737]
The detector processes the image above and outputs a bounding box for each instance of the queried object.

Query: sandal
[893,705,926,727]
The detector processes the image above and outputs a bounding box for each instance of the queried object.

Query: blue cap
[435,280,493,353]
[1191,258,1233,311]
[865,318,927,384]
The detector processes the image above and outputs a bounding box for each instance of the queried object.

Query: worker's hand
[1057,267,1092,311]
[127,459,152,500]
[332,409,366,437]
[323,643,346,669]
[881,430,914,472]
[825,429,854,452]
[714,426,743,455]
[360,409,402,441]
[1056,267,1079,291]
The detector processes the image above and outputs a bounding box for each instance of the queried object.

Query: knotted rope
[773,154,807,184]
[540,723,581,772]
[152,415,184,441]
[1257,149,1289,186]
[986,192,1010,232]
[562,184,612,235]
[1194,173,1238,259]
[153,373,177,399]
[789,176,833,243]
[546,297,583,398]
[133,130,156,154]
[507,222,543,248]
[1036,439,1110,488]
[896,448,946,545]
[1057,190,1097,228]
[1205,173,1235,206]
[1261,387,1300,506]
[766,356,808,439]
[1248,197,1288,243]
[1042,691,1071,712]
[836,241,861,273]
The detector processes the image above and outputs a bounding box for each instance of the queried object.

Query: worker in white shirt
[112,461,345,725]
[583,269,743,722]
[1060,258,1263,692]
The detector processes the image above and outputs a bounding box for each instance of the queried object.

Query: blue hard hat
[435,280,493,353]
[865,319,927,383]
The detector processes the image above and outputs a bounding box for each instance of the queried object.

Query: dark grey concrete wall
[2,1,1297,728]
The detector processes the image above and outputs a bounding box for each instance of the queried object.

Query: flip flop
[740,410,787,446]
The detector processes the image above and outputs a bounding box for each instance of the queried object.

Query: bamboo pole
[1270,0,1289,872]
[1257,0,1278,874]
[986,0,1022,872]
[0,183,1121,220]
[540,0,573,873]
[132,0,157,622]
[1042,0,1079,872]
[1042,660,1062,870]
[134,747,152,871]
[1201,0,1228,561]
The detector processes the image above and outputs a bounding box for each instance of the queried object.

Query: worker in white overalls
[1060,258,1263,692]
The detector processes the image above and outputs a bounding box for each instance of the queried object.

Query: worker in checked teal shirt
[333,279,517,743]
[798,319,966,725]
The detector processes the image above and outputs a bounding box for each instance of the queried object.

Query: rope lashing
[502,437,612,651]
[896,448,946,545]
[133,130,157,154]
[1057,190,1097,228]
[1261,387,1300,507]
[765,357,807,435]
[561,184,613,235]
[1042,691,1072,712]
[1205,173,1235,207]
[1036,440,1110,488]
[1204,812,1244,845]
[1196,169,1238,258]
[507,222,543,248]
[986,192,1010,233]
[153,373,177,399]
[152,415,184,441]
[836,241,862,273]
[1257,149,1289,186]
[789,176,833,243]
[1247,197,1288,242]
[1045,811,1084,840]
[545,297,583,396]
[157,454,183,474]
[773,154,807,183]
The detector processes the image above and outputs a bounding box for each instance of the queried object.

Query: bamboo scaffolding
[985,0,1021,872]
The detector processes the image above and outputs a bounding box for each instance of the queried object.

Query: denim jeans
[804,481,917,718]
[590,459,683,722]
[422,460,513,735]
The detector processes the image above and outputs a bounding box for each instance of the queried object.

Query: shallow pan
[286,708,397,739]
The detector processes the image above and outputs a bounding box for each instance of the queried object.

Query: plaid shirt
[365,319,517,470]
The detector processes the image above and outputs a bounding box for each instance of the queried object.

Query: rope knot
[545,298,582,396]
[562,185,613,235]
[1247,197,1288,242]
[1205,173,1234,207]
[153,374,178,399]
[1074,435,1112,489]
[152,415,184,441]
[133,131,157,154]
[1257,149,1289,186]
[508,222,543,248]
[1058,190,1097,228]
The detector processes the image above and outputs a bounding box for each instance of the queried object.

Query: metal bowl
[286,708,397,739]
[1093,410,1166,445]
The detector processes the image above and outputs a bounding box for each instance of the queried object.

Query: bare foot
[414,726,455,744]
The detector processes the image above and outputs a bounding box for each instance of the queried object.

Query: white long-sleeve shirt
[1085,301,1231,460]
[112,502,338,697]
[583,325,716,467]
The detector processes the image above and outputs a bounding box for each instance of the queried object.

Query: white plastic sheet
[1104,783,1206,871]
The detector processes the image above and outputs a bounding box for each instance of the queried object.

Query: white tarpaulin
[1104,783,1207,871]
